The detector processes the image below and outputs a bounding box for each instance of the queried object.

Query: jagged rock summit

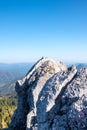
[8,57,87,130]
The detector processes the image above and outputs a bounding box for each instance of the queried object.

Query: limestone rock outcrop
[9,57,87,130]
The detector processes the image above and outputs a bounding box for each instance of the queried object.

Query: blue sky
[0,0,87,63]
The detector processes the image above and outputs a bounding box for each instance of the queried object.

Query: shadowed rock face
[9,57,87,130]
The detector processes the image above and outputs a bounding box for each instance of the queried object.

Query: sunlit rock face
[9,57,87,130]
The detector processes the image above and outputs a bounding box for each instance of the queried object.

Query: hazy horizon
[1,58,87,64]
[0,0,87,63]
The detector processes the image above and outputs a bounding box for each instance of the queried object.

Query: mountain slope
[0,63,33,96]
[7,57,87,130]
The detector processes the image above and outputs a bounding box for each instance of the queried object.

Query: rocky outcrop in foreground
[9,57,87,130]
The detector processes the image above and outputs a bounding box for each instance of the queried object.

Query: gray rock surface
[9,57,87,130]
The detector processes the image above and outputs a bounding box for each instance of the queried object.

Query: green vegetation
[0,97,17,129]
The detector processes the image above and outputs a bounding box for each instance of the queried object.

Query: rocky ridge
[8,57,87,130]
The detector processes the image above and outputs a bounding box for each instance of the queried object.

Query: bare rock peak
[8,57,87,130]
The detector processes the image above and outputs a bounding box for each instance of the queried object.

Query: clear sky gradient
[0,0,87,63]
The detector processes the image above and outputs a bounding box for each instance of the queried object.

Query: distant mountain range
[0,63,34,96]
[76,63,87,70]
[0,62,87,97]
